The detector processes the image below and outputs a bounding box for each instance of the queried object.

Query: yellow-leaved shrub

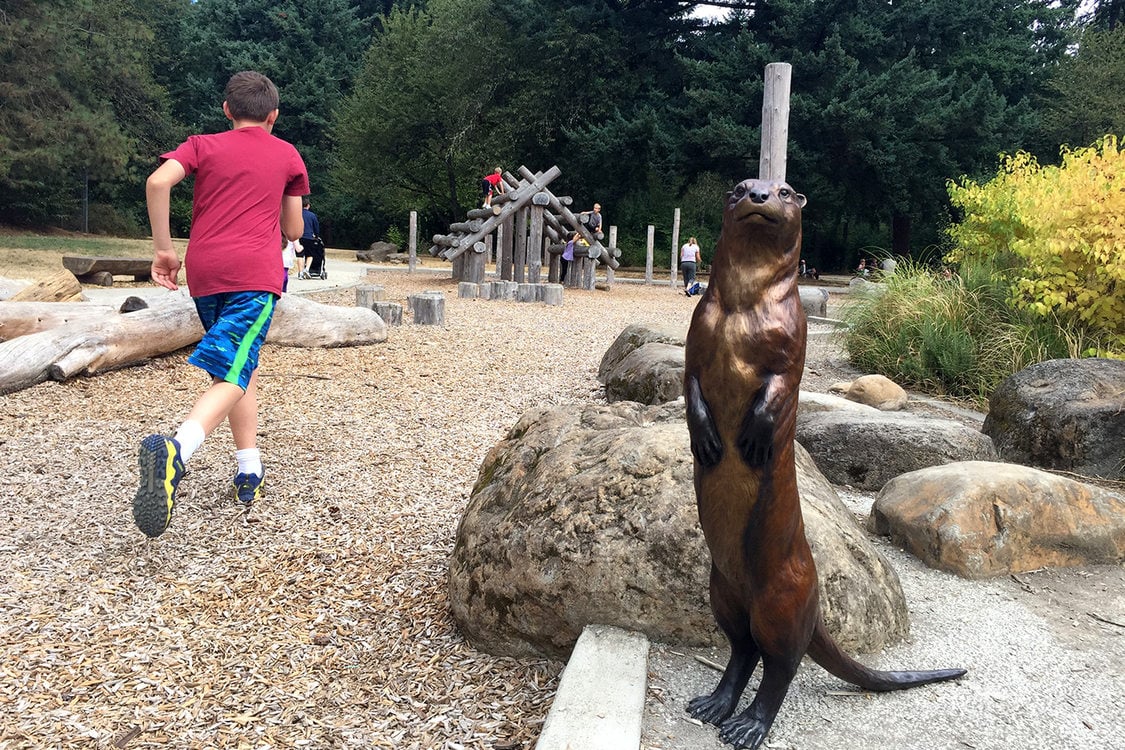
[947,136,1124,356]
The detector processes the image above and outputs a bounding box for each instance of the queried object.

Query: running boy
[134,71,309,538]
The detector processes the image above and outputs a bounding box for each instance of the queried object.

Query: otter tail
[806,619,966,692]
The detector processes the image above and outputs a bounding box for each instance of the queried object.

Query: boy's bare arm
[146,159,187,290]
[280,195,303,242]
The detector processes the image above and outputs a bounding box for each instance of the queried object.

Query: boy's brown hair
[224,71,279,122]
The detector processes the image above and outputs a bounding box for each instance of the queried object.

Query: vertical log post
[408,210,418,273]
[528,193,549,284]
[670,207,681,287]
[513,207,528,283]
[408,291,445,325]
[645,225,655,284]
[356,284,386,309]
[606,226,617,289]
[759,62,792,182]
[466,242,487,284]
[500,214,514,281]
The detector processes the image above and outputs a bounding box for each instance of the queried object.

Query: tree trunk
[892,213,911,257]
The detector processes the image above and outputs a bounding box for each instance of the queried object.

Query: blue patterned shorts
[188,291,277,390]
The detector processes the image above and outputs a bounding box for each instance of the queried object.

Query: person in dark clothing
[297,198,324,279]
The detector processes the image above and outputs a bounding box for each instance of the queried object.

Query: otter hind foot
[687,692,737,726]
[718,713,771,750]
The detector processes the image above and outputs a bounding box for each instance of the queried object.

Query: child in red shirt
[134,71,309,538]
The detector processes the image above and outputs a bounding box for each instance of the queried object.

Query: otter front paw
[686,374,723,468]
[737,410,774,467]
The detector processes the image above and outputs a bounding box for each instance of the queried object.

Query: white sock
[235,448,263,477]
[173,420,206,463]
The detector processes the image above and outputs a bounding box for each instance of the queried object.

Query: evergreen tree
[162,0,370,240]
[675,0,1077,265]
[333,0,524,231]
[1035,25,1125,155]
[0,0,181,229]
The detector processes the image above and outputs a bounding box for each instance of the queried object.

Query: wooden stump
[373,301,403,326]
[356,284,387,309]
[408,291,445,325]
[458,282,480,299]
[516,283,536,303]
[542,284,564,306]
[479,283,494,300]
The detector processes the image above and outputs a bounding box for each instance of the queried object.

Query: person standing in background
[680,236,701,295]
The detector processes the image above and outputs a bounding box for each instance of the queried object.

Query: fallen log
[0,292,387,395]
[9,270,84,303]
[0,300,118,341]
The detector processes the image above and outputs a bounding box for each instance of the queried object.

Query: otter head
[723,178,806,250]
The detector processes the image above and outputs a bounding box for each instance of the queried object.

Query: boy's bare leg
[184,378,248,437]
[226,369,259,451]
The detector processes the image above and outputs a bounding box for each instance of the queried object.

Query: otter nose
[749,186,771,203]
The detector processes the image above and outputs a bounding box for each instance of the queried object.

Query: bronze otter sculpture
[683,178,965,749]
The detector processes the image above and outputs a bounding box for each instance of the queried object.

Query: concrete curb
[536,625,650,750]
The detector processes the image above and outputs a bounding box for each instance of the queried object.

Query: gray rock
[983,358,1125,479]
[796,411,997,490]
[870,461,1125,578]
[799,286,829,317]
[603,342,685,405]
[356,241,398,262]
[598,324,686,382]
[797,391,880,418]
[449,401,911,659]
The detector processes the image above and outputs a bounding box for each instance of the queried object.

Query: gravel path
[4,269,1119,750]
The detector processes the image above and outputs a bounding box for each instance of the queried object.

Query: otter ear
[795,193,807,208]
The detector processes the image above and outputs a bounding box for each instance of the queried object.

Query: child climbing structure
[428,165,621,298]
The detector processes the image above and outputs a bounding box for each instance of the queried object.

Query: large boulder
[449,401,911,660]
[603,342,685,405]
[983,358,1125,479]
[598,324,686,382]
[870,461,1125,578]
[796,411,997,490]
[797,391,880,418]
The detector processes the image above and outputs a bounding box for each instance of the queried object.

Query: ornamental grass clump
[843,259,1072,403]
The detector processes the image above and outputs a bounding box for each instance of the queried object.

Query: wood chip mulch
[0,272,747,749]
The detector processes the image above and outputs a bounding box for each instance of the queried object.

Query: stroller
[301,235,327,279]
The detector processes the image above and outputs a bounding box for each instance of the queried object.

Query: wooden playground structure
[428,165,621,296]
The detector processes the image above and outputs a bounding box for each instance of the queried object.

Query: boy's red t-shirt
[162,127,309,297]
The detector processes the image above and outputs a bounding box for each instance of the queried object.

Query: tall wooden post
[759,62,792,182]
[645,225,655,285]
[408,211,418,273]
[500,214,514,280]
[606,226,617,289]
[528,193,548,283]
[670,207,681,287]
[513,207,528,283]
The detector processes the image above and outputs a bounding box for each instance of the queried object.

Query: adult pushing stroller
[300,235,327,279]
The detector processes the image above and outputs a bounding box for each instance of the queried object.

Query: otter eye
[733,184,747,199]
[779,188,791,198]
